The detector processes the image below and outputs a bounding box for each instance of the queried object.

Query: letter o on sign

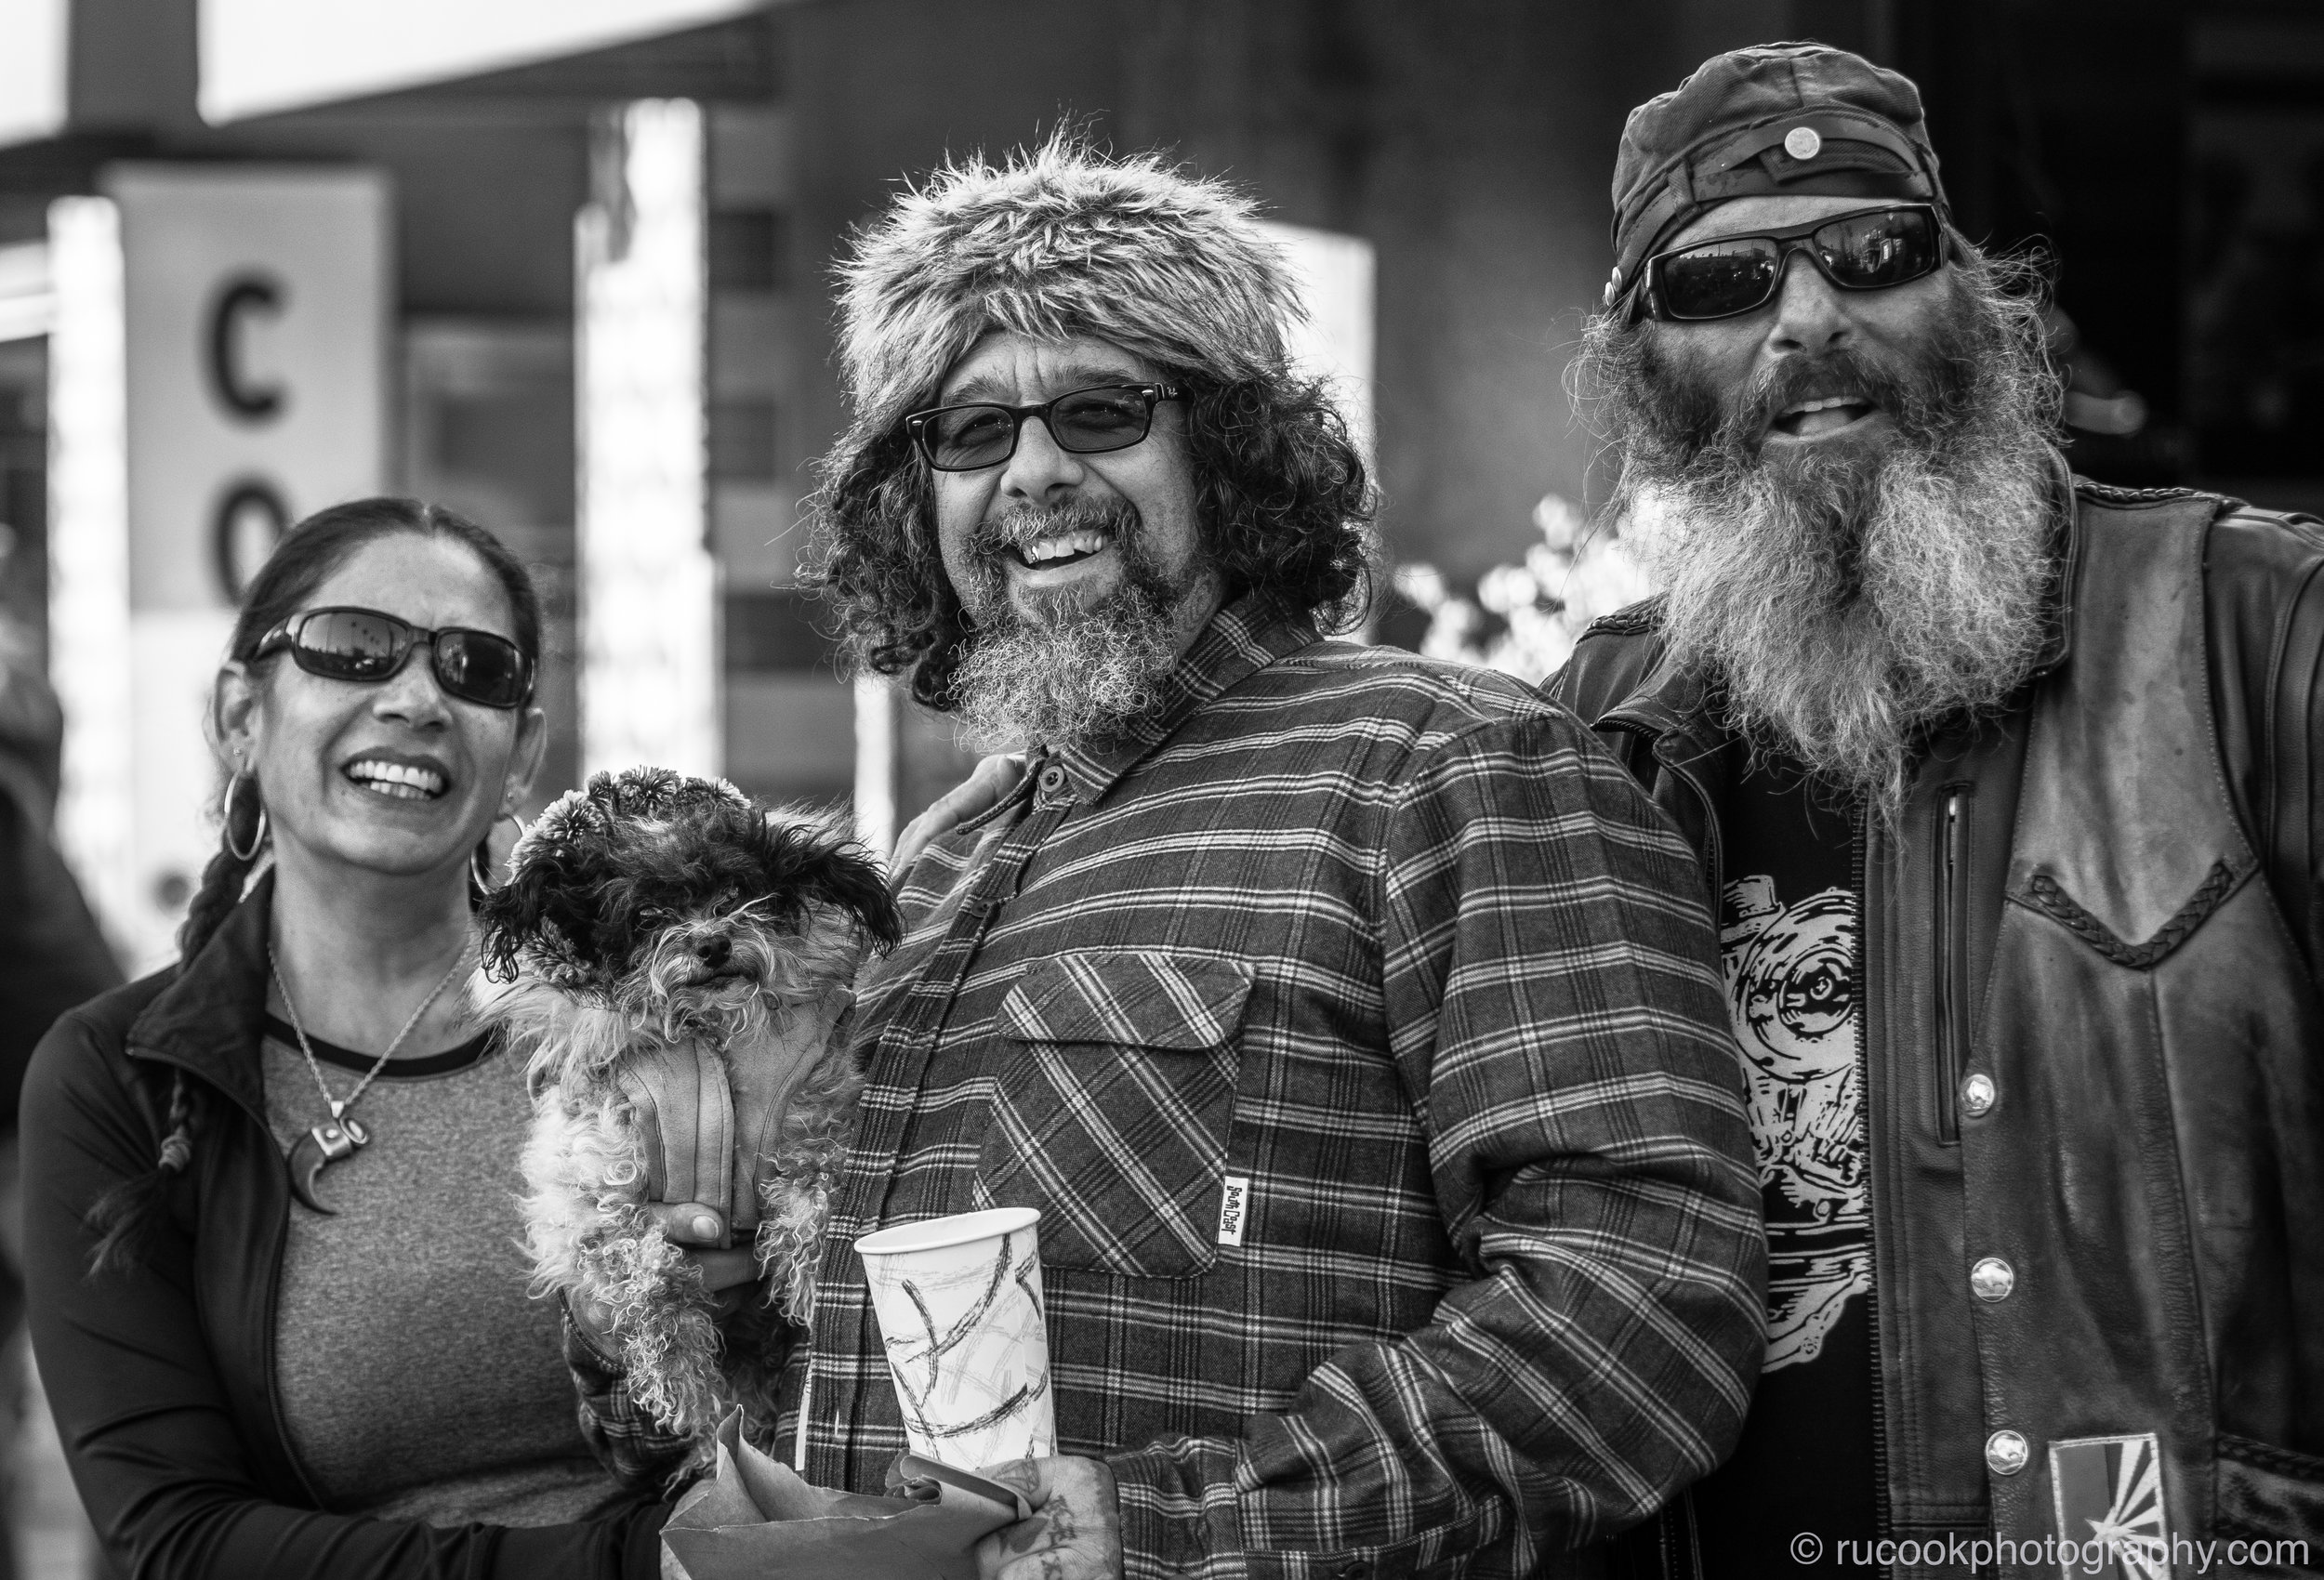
[213,478,291,601]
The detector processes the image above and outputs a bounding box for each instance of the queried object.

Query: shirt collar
[1037,590,1321,807]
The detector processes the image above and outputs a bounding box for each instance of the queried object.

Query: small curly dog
[474,768,900,1446]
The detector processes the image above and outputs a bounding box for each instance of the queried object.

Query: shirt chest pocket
[978,952,1253,1280]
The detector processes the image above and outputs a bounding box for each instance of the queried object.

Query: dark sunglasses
[1644,204,1948,323]
[905,383,1184,472]
[255,607,535,709]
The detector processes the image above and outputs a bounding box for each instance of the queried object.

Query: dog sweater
[260,1019,612,1526]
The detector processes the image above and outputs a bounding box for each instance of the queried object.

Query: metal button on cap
[1785,125,1823,160]
[1985,1429,2030,1476]
[1961,1073,1997,1117]
[1970,1257,2014,1301]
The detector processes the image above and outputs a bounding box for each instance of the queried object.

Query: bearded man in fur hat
[1555,43,2324,1576]
[578,139,1765,1578]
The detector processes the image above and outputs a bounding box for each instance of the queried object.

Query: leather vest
[1969,489,2324,1574]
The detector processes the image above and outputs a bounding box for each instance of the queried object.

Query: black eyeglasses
[1644,204,1948,323]
[904,383,1184,472]
[255,607,535,709]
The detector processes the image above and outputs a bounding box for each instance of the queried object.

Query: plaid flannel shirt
[576,593,1763,1577]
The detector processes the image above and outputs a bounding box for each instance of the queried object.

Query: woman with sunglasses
[21,498,669,1578]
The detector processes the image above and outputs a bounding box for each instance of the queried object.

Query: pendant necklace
[271,933,472,1215]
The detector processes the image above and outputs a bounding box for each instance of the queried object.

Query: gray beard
[1604,275,2061,820]
[947,504,1211,752]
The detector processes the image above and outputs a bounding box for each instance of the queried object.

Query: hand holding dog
[973,1456,1124,1580]
[567,1203,757,1339]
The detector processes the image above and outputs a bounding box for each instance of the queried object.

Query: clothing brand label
[1217,1176,1251,1246]
[2049,1432,2169,1580]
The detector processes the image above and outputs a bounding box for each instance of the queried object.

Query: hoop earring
[470,808,522,894]
[224,772,269,862]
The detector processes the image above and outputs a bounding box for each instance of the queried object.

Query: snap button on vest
[1985,1429,2029,1476]
[1961,1073,1996,1116]
[1971,1257,2014,1301]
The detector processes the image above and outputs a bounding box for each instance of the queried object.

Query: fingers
[891,753,1027,882]
[570,1228,758,1341]
[640,1201,726,1246]
[683,1246,759,1293]
[972,1457,1122,1580]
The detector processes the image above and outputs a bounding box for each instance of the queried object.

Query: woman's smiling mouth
[345,758,449,800]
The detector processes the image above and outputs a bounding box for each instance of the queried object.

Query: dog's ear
[475,853,554,982]
[814,839,904,953]
[479,794,609,985]
[757,812,904,953]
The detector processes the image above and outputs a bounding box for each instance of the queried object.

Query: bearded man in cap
[578,140,1766,1577]
[1556,42,2324,1578]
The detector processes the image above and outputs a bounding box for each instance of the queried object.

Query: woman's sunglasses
[254,607,535,709]
[1644,204,1948,323]
[905,383,1184,472]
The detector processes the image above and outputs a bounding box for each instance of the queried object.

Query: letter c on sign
[213,479,291,601]
[207,273,288,423]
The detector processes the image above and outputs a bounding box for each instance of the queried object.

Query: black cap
[1606,43,1949,311]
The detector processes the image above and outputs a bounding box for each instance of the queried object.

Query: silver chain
[269,933,474,1122]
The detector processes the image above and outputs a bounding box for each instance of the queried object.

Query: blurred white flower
[1393,493,1657,686]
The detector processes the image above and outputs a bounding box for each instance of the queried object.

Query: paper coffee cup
[854,1207,1055,1468]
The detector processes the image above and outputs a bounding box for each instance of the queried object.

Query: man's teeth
[347,759,446,799]
[1786,395,1866,416]
[1017,530,1107,565]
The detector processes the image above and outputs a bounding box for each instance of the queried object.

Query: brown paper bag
[661,1412,1026,1580]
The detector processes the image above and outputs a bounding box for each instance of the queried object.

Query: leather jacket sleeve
[2205,506,2324,985]
[21,999,669,1580]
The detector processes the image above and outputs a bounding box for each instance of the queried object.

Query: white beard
[1624,432,2053,819]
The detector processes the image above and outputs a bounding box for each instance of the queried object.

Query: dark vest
[1971,490,2324,1571]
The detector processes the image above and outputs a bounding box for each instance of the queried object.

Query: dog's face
[478,769,901,1023]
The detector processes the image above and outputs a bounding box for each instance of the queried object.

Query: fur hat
[833,134,1306,449]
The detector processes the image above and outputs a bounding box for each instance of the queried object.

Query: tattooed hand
[973,1455,1124,1580]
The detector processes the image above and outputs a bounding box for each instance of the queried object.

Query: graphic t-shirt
[1686,755,1877,1573]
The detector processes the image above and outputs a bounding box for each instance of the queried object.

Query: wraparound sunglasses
[1644,204,1949,322]
[254,607,535,709]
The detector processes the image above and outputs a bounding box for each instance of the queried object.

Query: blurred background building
[0,0,2314,1571]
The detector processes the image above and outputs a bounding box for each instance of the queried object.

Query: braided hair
[85,497,543,1277]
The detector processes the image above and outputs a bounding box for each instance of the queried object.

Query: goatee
[1583,262,2063,821]
[947,498,1214,751]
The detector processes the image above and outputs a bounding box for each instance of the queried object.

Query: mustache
[1728,348,1917,448]
[971,497,1140,559]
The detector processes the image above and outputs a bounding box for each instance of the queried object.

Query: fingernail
[693,1216,720,1239]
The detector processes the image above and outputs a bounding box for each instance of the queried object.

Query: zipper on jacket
[1934,787,1972,1144]
[1854,806,1893,1560]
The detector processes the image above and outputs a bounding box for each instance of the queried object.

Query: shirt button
[1331,1564,1371,1580]
[1986,1429,2030,1476]
[1036,764,1068,797]
[1961,1073,1996,1117]
[1970,1257,2014,1301]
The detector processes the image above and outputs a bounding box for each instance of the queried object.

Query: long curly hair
[806,369,1378,710]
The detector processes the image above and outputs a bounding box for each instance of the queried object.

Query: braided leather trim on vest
[2023,860,2240,969]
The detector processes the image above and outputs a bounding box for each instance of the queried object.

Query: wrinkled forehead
[937,330,1160,405]
[1665,193,1918,252]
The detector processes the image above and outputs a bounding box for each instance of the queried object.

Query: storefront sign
[50,165,389,969]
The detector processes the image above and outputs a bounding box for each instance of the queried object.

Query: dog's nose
[695,937,731,971]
